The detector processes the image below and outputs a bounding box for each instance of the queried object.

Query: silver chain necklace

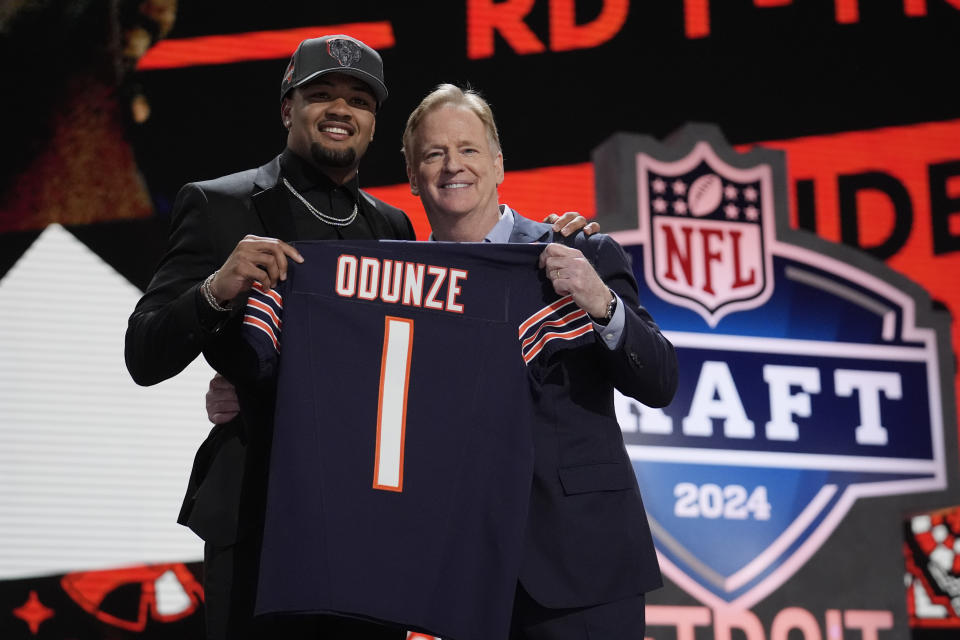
[282,177,358,227]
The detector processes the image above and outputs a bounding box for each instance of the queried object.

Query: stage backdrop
[1,2,958,639]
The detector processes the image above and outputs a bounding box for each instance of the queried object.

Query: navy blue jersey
[246,240,595,640]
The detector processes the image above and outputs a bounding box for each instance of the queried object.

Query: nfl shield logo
[639,142,775,327]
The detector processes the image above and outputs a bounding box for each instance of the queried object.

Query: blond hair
[401,84,501,162]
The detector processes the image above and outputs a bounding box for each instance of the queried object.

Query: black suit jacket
[508,213,677,609]
[125,154,414,546]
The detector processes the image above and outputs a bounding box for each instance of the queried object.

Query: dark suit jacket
[125,154,414,547]
[508,213,677,609]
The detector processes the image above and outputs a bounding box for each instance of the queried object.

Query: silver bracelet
[201,271,231,312]
[593,287,617,325]
[603,288,618,321]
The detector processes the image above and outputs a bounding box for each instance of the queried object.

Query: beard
[310,142,357,169]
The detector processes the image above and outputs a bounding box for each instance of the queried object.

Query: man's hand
[539,243,612,319]
[208,235,304,305]
[206,374,240,424]
[542,212,600,237]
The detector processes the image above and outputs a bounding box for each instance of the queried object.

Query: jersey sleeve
[242,281,284,380]
[519,294,595,365]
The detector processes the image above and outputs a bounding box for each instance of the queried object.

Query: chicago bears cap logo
[600,124,952,609]
[327,38,362,67]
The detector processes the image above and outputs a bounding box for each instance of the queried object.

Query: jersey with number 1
[245,240,595,640]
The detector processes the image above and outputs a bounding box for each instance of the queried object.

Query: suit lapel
[251,156,298,242]
[507,207,553,244]
[360,192,397,239]
[252,185,297,242]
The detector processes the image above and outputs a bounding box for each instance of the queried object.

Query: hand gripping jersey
[244,240,595,640]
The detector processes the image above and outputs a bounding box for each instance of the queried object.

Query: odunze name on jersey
[242,252,594,365]
[335,254,468,313]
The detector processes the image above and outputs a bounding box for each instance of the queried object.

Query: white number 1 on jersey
[373,316,414,491]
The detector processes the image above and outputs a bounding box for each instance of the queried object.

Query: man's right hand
[208,235,304,305]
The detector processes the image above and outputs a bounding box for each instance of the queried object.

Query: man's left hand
[542,212,600,237]
[538,243,612,319]
[206,374,240,424]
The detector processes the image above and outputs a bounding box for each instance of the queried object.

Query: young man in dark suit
[125,35,416,640]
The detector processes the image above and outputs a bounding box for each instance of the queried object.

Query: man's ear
[407,169,419,196]
[495,151,504,186]
[280,98,292,129]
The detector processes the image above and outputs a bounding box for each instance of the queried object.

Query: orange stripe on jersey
[243,317,279,351]
[251,282,284,307]
[522,324,594,364]
[518,295,576,337]
[520,308,589,351]
[248,298,281,328]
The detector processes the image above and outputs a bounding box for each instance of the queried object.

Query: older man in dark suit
[401,84,677,640]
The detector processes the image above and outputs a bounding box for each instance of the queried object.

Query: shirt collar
[484,205,514,242]
[427,205,514,242]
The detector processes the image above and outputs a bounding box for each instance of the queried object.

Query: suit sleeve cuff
[194,284,231,333]
[592,292,625,349]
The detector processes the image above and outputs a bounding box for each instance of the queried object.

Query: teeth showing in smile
[442,183,469,189]
[322,126,350,135]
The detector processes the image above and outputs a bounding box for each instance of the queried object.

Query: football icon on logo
[687,173,723,216]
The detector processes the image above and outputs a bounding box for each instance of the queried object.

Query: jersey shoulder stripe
[523,323,594,364]
[242,316,279,352]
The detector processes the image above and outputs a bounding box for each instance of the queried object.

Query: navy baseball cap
[280,35,388,105]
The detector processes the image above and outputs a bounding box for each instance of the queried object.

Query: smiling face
[407,103,504,237]
[281,72,377,184]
